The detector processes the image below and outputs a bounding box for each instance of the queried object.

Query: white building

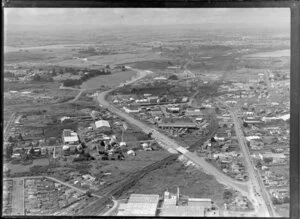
[123,106,140,113]
[95,120,110,128]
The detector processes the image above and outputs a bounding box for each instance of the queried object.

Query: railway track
[189,110,218,151]
[77,154,178,215]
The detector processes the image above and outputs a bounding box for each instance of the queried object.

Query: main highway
[96,67,251,198]
[216,97,277,217]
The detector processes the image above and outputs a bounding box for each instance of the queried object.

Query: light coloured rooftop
[117,203,158,216]
[159,205,205,217]
[95,120,110,128]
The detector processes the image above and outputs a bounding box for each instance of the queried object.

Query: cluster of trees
[8,133,24,143]
[78,47,99,56]
[168,74,179,80]
[223,190,233,202]
[32,74,54,82]
[62,68,111,87]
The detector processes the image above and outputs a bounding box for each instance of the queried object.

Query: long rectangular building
[117,194,160,216]
[159,205,205,217]
[158,122,198,129]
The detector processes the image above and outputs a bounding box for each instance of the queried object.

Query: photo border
[2,1,299,219]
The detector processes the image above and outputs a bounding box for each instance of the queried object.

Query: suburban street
[216,97,277,217]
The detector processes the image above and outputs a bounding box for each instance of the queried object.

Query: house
[123,106,140,113]
[154,76,167,80]
[244,117,263,124]
[246,136,261,141]
[181,97,189,102]
[148,96,159,103]
[62,129,79,145]
[167,107,180,113]
[262,116,281,122]
[158,122,198,129]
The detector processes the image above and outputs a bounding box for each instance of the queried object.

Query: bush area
[62,69,111,87]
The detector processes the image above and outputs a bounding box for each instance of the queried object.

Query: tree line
[62,68,111,87]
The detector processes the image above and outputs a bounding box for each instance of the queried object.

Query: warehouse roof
[128,194,160,204]
[117,194,159,216]
[117,203,158,216]
[159,205,205,217]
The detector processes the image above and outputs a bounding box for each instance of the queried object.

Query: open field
[81,70,137,89]
[124,59,171,71]
[56,52,164,67]
[120,159,227,208]
[245,49,290,58]
[274,203,289,217]
[4,81,79,106]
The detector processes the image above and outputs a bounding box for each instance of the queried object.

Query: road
[69,89,86,103]
[101,200,119,216]
[216,97,276,217]
[96,68,251,197]
[59,85,86,103]
[183,59,196,78]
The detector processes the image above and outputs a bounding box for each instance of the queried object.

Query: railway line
[77,154,178,215]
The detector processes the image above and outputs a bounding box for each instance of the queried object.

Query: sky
[4,8,290,31]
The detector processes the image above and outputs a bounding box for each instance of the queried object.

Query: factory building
[117,194,159,216]
[188,198,212,209]
[159,205,205,217]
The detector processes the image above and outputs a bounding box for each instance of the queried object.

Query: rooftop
[158,122,198,128]
[117,194,160,216]
[159,205,205,217]
[95,120,110,128]
[128,194,160,204]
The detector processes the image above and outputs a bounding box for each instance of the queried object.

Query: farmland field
[80,70,137,89]
[245,49,290,58]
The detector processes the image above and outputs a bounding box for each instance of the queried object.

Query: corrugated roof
[117,194,160,216]
[163,198,177,205]
[128,194,160,204]
[117,203,158,216]
[159,205,205,217]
